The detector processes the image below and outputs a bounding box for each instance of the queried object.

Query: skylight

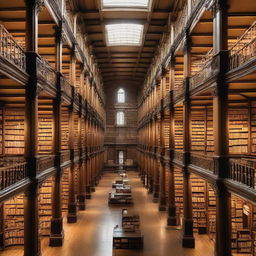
[106,24,144,46]
[102,0,149,9]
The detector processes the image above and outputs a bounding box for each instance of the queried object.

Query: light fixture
[102,0,149,8]
[106,23,144,46]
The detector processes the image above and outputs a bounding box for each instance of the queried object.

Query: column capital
[183,30,192,52]
[211,0,229,17]
[25,0,45,13]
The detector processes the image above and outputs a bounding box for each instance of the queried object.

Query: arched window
[117,88,125,103]
[116,111,125,125]
[118,151,124,164]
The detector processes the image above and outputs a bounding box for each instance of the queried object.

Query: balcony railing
[190,54,218,91]
[61,77,73,98]
[229,21,256,71]
[190,153,214,173]
[0,162,27,190]
[173,150,183,163]
[37,155,55,173]
[37,57,57,87]
[229,158,255,189]
[61,150,70,164]
[174,4,188,39]
[173,82,184,100]
[0,24,26,71]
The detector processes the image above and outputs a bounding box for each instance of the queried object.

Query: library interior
[0,0,255,255]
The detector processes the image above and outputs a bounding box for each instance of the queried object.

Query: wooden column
[86,118,92,199]
[0,203,4,249]
[77,112,86,210]
[153,115,159,202]
[167,58,177,225]
[67,105,77,223]
[212,1,231,255]
[159,82,167,210]
[182,32,195,248]
[24,1,43,255]
[49,20,64,247]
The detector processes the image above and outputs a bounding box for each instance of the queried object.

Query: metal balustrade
[229,158,256,189]
[61,150,71,164]
[190,153,214,173]
[229,21,256,70]
[0,162,27,190]
[0,24,26,71]
[37,155,55,174]
[37,57,57,86]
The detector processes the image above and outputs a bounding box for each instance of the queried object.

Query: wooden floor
[2,171,216,256]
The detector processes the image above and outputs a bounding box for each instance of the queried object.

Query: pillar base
[148,188,153,194]
[182,218,195,248]
[67,215,77,223]
[159,197,166,211]
[86,186,91,199]
[167,216,177,226]
[86,194,91,199]
[158,204,166,211]
[67,203,77,223]
[167,206,177,226]
[49,233,64,247]
[77,194,86,210]
[153,197,159,203]
[182,236,195,248]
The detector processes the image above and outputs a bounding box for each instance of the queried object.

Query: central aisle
[1,171,214,256]
[43,171,214,256]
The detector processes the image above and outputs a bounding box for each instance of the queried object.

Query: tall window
[118,151,124,164]
[116,111,125,125]
[117,88,125,103]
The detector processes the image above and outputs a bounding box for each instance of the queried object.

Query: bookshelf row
[141,104,256,155]
[0,106,103,156]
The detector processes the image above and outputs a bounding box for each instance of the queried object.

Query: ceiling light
[106,23,144,46]
[102,0,149,8]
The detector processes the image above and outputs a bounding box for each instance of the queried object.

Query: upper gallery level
[0,0,105,122]
[138,0,256,121]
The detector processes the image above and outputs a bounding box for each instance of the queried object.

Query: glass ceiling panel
[102,0,149,8]
[106,23,144,46]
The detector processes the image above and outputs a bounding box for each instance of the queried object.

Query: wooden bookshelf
[0,108,3,155]
[191,174,207,234]
[61,168,70,212]
[174,168,183,225]
[165,165,170,202]
[206,109,213,155]
[237,229,252,254]
[174,118,183,150]
[163,115,170,149]
[61,108,69,151]
[228,108,249,154]
[4,194,24,247]
[191,111,205,153]
[253,231,256,256]
[38,176,54,236]
[73,113,79,150]
[4,108,25,155]
[251,102,256,154]
[207,184,216,241]
[38,112,53,155]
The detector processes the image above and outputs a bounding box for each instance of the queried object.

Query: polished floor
[2,171,216,256]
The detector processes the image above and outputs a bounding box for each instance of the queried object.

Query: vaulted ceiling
[74,0,175,85]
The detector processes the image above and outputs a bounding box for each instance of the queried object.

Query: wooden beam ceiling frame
[94,0,112,75]
[133,0,158,77]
